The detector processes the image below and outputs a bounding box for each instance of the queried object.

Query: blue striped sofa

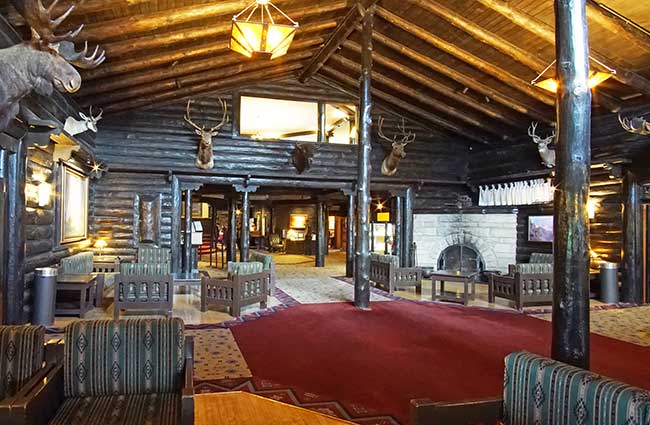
[411,351,650,425]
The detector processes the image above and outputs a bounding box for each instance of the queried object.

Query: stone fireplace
[413,213,517,273]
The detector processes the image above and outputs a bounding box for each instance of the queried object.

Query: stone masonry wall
[413,213,517,273]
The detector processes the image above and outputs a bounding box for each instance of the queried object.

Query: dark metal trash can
[33,267,58,326]
[600,262,619,304]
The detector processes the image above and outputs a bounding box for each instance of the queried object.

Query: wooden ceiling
[4,0,650,145]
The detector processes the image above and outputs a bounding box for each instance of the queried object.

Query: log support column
[392,194,404,266]
[551,0,592,369]
[235,184,258,262]
[344,189,356,278]
[316,201,326,267]
[622,169,643,303]
[227,197,237,263]
[403,187,414,267]
[5,142,26,324]
[354,5,375,309]
[183,188,193,274]
[171,176,182,273]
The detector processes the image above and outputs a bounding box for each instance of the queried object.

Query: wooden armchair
[369,254,422,294]
[411,351,650,425]
[201,264,270,317]
[114,266,174,318]
[15,318,194,425]
[268,234,285,253]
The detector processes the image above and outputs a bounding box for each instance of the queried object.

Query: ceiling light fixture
[230,0,299,60]
[531,57,616,93]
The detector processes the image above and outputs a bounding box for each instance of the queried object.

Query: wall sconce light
[25,179,52,208]
[94,239,108,256]
[587,198,600,219]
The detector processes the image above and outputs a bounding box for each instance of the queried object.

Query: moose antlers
[20,0,105,67]
[618,113,650,136]
[184,98,229,135]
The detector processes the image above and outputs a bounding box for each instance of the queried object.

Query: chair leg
[260,301,267,309]
[231,305,241,317]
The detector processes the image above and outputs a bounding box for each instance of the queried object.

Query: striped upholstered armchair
[21,318,194,425]
[0,325,60,425]
[411,351,650,425]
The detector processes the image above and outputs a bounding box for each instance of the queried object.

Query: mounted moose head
[618,113,650,136]
[528,122,556,168]
[0,0,105,132]
[378,116,415,176]
[184,98,228,170]
[64,106,103,135]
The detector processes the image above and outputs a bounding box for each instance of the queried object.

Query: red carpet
[231,301,650,425]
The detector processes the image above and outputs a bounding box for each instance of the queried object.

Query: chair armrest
[182,336,194,425]
[44,339,64,366]
[7,365,64,425]
[410,397,503,425]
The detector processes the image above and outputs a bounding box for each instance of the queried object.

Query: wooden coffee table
[430,270,479,306]
[195,392,354,425]
[55,274,97,318]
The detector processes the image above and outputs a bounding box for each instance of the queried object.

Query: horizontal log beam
[83,20,336,80]
[330,54,511,139]
[321,65,492,145]
[299,0,378,83]
[376,7,555,107]
[476,0,650,98]
[587,1,650,52]
[79,36,325,98]
[370,30,552,122]
[7,0,154,25]
[104,63,304,113]
[343,39,521,127]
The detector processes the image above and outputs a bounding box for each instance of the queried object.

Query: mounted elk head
[291,143,317,174]
[64,106,103,135]
[0,0,105,132]
[378,116,415,176]
[618,113,650,136]
[528,122,556,168]
[184,98,228,170]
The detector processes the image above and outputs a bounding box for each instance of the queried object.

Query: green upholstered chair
[0,325,59,425]
[411,351,650,425]
[268,234,285,252]
[202,262,270,316]
[137,246,172,269]
[114,264,174,319]
[59,252,115,308]
[21,318,194,425]
[369,254,422,294]
[490,251,553,310]
[249,251,276,295]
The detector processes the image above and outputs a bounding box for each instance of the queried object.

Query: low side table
[93,256,121,308]
[430,270,478,306]
[56,274,97,318]
[172,272,202,296]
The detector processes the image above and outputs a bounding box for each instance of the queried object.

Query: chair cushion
[370,253,399,266]
[250,251,273,271]
[63,318,185,397]
[529,252,553,264]
[60,252,94,275]
[138,247,171,265]
[503,351,650,425]
[512,263,553,275]
[120,263,170,276]
[228,262,263,276]
[0,325,44,401]
[48,393,181,425]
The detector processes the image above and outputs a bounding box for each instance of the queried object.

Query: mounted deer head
[378,116,415,176]
[184,98,228,170]
[0,0,105,131]
[528,122,556,168]
[618,113,650,136]
[64,106,103,135]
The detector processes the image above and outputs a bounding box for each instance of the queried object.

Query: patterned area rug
[186,328,251,380]
[273,254,315,265]
[276,277,392,304]
[195,377,399,425]
[532,305,650,347]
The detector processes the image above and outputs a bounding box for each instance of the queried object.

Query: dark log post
[171,176,182,272]
[318,102,327,143]
[183,188,193,274]
[622,169,643,303]
[403,187,414,267]
[5,142,26,324]
[393,195,404,265]
[231,91,240,138]
[240,191,250,262]
[354,5,374,310]
[551,0,592,369]
[316,201,326,267]
[346,191,355,278]
[227,198,237,262]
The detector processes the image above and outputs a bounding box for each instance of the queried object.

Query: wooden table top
[57,274,97,284]
[429,270,479,280]
[195,392,355,425]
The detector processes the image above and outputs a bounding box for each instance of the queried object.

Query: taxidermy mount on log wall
[184,98,229,170]
[377,116,415,176]
[0,0,105,132]
[64,106,103,135]
[528,122,556,168]
[291,143,318,174]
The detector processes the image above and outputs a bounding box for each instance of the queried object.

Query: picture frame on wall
[528,215,553,243]
[60,165,89,244]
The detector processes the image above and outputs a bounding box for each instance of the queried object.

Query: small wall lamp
[587,198,600,219]
[94,239,108,255]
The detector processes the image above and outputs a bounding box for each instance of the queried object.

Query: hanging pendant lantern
[230,0,299,60]
[531,56,616,93]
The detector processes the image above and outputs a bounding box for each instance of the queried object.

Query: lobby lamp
[94,239,108,256]
[531,57,616,93]
[230,0,299,60]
